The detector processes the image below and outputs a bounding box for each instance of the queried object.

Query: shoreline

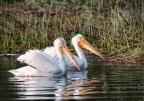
[0,53,143,64]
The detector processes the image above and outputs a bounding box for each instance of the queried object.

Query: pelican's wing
[17,50,62,74]
[44,47,84,68]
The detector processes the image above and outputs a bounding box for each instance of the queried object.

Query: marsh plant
[0,0,144,62]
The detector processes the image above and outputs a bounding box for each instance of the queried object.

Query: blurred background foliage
[0,0,144,62]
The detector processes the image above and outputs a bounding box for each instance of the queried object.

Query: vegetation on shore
[0,0,144,63]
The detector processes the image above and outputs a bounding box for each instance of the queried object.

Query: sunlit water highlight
[0,56,144,101]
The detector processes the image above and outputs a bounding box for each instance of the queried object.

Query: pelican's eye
[80,37,85,41]
[59,47,63,53]
[62,42,66,47]
[59,42,67,54]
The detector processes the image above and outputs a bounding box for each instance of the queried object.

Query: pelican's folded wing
[17,50,62,74]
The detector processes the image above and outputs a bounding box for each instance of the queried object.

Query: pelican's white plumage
[44,34,104,70]
[9,38,81,77]
[44,47,85,69]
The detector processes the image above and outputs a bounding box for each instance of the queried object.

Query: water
[0,56,144,101]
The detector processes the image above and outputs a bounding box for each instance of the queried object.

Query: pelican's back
[43,47,60,64]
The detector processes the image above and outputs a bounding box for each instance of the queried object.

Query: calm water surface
[0,56,144,101]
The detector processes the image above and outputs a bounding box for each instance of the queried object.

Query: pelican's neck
[74,44,88,69]
[55,47,67,75]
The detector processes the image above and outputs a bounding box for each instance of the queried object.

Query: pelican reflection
[9,70,103,100]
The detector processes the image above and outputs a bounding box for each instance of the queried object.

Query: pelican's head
[54,38,81,71]
[72,34,105,60]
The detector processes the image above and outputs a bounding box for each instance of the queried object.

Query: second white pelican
[44,34,104,70]
[9,38,81,77]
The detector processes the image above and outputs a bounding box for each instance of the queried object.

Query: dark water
[0,57,144,101]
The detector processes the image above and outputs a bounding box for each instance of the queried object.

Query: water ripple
[0,58,144,100]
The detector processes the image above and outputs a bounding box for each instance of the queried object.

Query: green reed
[0,0,144,61]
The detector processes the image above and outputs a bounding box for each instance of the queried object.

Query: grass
[0,0,144,63]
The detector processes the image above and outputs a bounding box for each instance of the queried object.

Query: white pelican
[9,38,81,77]
[44,34,104,70]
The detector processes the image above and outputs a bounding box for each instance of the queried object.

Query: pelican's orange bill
[60,43,81,71]
[78,39,105,60]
